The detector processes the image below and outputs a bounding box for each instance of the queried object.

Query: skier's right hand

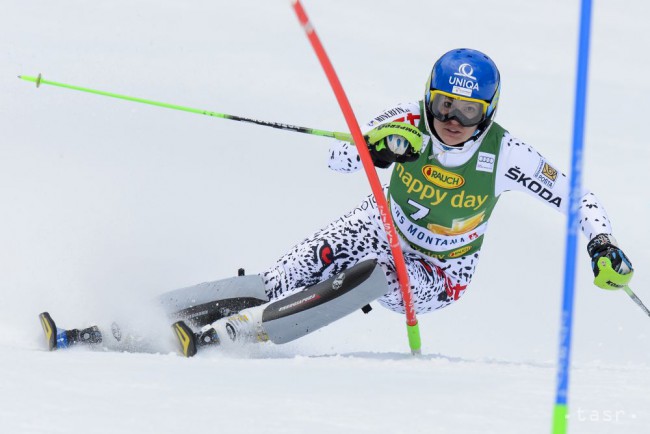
[364,122,422,168]
[587,233,634,290]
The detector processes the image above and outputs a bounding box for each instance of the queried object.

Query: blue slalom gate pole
[552,0,593,432]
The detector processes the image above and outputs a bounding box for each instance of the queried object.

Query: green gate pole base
[552,404,568,434]
[407,322,421,355]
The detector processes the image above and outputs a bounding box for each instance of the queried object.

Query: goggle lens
[428,91,488,127]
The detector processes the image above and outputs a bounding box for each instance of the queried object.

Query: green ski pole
[623,286,650,318]
[18,74,352,142]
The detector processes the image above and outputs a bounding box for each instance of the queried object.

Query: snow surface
[1,0,649,433]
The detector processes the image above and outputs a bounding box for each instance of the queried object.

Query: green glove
[364,122,422,168]
[587,234,634,290]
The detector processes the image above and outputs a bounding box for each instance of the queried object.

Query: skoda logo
[454,63,477,80]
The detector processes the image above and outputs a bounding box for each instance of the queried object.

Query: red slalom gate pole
[291,0,421,354]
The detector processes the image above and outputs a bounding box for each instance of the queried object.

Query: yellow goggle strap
[429,90,489,115]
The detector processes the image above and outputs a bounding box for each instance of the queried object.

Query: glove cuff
[587,233,618,257]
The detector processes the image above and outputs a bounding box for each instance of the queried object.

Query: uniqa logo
[450,63,479,91]
[454,63,476,80]
[422,165,465,189]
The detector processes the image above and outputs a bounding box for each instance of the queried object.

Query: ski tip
[172,321,197,358]
[39,312,57,351]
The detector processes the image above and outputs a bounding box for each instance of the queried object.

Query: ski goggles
[428,90,490,127]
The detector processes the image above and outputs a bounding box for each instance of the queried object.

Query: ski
[39,312,102,351]
[39,312,57,351]
[172,259,386,357]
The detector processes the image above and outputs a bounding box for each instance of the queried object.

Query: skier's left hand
[587,233,634,290]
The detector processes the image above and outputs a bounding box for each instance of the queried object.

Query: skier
[40,48,634,356]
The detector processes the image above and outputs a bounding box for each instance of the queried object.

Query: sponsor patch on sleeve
[534,159,558,188]
[476,152,495,173]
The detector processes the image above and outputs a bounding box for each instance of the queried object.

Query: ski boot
[172,321,220,357]
[39,312,103,351]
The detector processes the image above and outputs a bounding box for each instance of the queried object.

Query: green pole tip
[406,322,422,354]
[18,74,42,87]
[552,404,569,433]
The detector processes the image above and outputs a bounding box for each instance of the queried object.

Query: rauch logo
[422,165,465,189]
[449,245,472,258]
